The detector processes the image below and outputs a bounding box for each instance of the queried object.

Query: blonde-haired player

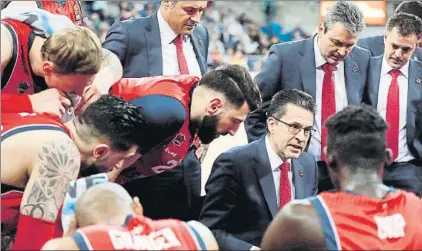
[1,18,118,119]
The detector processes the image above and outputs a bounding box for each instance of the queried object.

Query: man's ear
[205,98,223,116]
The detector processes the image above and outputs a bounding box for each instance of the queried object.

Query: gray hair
[324,1,366,34]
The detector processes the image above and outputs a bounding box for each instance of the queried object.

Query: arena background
[2,0,404,194]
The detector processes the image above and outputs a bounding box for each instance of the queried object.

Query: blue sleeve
[130,95,187,153]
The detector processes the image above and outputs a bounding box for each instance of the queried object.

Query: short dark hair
[386,12,422,40]
[198,64,262,112]
[76,95,146,152]
[325,104,389,172]
[267,89,316,119]
[395,1,422,20]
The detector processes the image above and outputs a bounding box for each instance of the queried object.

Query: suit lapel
[190,32,206,75]
[369,56,383,107]
[344,54,361,105]
[253,138,278,218]
[145,13,163,76]
[291,159,305,199]
[300,38,317,98]
[406,60,422,144]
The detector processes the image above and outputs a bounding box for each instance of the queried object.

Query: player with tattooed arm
[1,95,146,250]
[41,182,218,250]
[261,105,422,250]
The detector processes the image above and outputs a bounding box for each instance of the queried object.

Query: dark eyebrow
[330,38,354,47]
[392,43,411,50]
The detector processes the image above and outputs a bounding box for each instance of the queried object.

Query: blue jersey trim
[309,196,340,250]
[186,223,207,250]
[1,124,66,141]
[72,231,90,251]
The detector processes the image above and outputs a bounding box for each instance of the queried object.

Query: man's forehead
[178,1,207,8]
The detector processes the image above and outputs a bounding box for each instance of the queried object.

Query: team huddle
[1,0,422,251]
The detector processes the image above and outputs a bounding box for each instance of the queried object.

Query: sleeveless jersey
[110,76,199,180]
[1,112,70,226]
[72,216,206,250]
[309,188,422,250]
[1,20,37,95]
[36,0,83,25]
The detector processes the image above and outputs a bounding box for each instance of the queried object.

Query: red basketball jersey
[1,112,69,226]
[72,216,206,250]
[309,188,422,250]
[37,0,83,25]
[110,76,199,179]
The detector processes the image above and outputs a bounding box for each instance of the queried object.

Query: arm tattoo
[101,48,123,82]
[21,139,79,221]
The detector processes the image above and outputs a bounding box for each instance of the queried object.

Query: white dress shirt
[377,56,413,162]
[265,136,295,207]
[157,9,202,78]
[308,36,349,161]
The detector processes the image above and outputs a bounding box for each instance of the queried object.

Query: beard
[197,114,220,144]
[79,161,104,177]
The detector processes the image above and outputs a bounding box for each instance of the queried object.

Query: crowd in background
[81,1,311,72]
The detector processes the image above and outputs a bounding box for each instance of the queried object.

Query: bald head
[75,182,134,227]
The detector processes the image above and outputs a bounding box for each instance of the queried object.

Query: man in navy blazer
[200,89,318,250]
[365,13,422,196]
[245,1,370,192]
[102,0,209,221]
[358,0,422,61]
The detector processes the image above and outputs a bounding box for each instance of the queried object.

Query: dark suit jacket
[102,12,209,77]
[244,37,371,143]
[358,35,422,61]
[365,56,422,160]
[199,137,318,250]
[102,12,209,220]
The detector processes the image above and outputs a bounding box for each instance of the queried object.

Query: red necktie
[386,70,401,160]
[279,162,292,209]
[173,34,190,75]
[321,63,337,162]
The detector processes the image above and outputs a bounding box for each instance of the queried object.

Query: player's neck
[29,36,46,77]
[342,172,390,199]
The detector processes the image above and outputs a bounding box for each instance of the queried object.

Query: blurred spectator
[30,1,311,72]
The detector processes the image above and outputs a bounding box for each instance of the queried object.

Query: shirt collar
[314,36,327,69]
[265,136,291,172]
[157,8,188,44]
[381,55,409,79]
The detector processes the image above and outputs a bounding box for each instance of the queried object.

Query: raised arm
[13,132,80,250]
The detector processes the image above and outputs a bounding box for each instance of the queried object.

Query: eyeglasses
[271,117,316,137]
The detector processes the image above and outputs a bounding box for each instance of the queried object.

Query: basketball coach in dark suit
[102,0,209,220]
[357,0,422,61]
[244,1,370,192]
[365,13,422,196]
[200,89,318,250]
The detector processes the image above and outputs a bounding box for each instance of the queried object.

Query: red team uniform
[72,216,206,250]
[1,112,70,227]
[309,188,422,250]
[1,19,43,113]
[110,76,200,181]
[34,0,83,25]
[1,0,83,114]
